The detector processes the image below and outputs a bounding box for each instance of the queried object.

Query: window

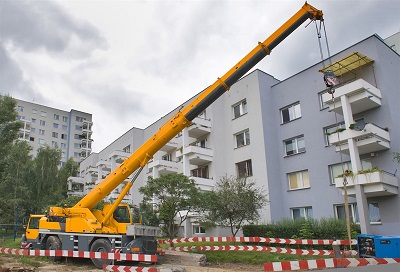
[62,125,67,131]
[334,203,380,223]
[17,105,24,112]
[51,141,58,148]
[31,127,36,133]
[74,134,81,139]
[329,159,372,185]
[76,116,83,122]
[54,114,59,120]
[191,166,209,178]
[74,152,80,158]
[281,102,301,124]
[39,129,45,135]
[39,120,46,126]
[123,145,131,153]
[62,116,68,122]
[61,134,67,140]
[162,154,172,161]
[75,125,82,131]
[235,130,250,148]
[74,143,80,149]
[319,90,330,110]
[52,132,58,138]
[61,152,66,158]
[32,109,37,114]
[53,123,59,129]
[232,100,247,119]
[193,226,206,234]
[39,138,45,145]
[236,159,253,178]
[291,207,313,219]
[31,118,36,123]
[288,170,310,190]
[40,111,46,117]
[284,135,305,156]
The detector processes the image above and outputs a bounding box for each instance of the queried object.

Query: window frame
[291,206,313,220]
[193,225,206,234]
[280,102,301,124]
[236,159,253,178]
[284,135,305,156]
[288,170,310,190]
[232,99,248,119]
[234,129,250,148]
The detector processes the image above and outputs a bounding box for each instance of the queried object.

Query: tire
[45,236,62,262]
[90,238,112,269]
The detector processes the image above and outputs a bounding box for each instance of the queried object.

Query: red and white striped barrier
[263,258,400,271]
[158,237,356,246]
[168,245,357,256]
[103,264,158,272]
[0,248,157,262]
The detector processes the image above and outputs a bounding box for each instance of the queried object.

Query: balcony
[335,171,399,197]
[183,145,213,165]
[109,150,130,164]
[148,159,182,175]
[328,123,390,155]
[323,79,382,115]
[160,140,178,152]
[191,176,214,191]
[188,117,211,138]
[82,120,93,130]
[67,177,85,196]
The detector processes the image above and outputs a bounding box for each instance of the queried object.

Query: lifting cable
[314,19,353,250]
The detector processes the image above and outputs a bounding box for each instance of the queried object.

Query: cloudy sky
[1,0,399,152]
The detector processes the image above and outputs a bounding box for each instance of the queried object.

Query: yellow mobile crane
[22,3,323,268]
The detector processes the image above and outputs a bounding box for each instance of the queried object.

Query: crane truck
[22,3,324,268]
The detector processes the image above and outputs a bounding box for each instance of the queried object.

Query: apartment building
[15,99,93,165]
[74,33,399,236]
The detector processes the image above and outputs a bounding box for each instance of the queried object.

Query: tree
[0,95,22,179]
[393,152,400,164]
[200,175,267,236]
[139,173,201,241]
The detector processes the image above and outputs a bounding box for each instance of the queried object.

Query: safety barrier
[103,264,158,272]
[158,236,357,245]
[0,247,157,262]
[263,257,400,271]
[168,245,357,256]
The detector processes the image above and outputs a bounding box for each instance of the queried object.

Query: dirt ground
[0,250,265,272]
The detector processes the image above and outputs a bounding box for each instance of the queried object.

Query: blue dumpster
[357,234,400,258]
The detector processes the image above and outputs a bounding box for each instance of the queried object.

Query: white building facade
[15,99,93,166]
[74,33,399,237]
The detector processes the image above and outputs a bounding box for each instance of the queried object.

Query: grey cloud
[0,0,107,55]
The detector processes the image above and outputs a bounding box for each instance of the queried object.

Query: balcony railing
[160,140,178,152]
[188,117,211,138]
[191,176,215,191]
[323,79,382,115]
[183,145,213,165]
[148,159,182,175]
[335,171,398,197]
[328,123,390,155]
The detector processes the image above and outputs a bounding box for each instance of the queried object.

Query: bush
[243,217,361,240]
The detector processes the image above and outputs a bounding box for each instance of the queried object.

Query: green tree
[139,173,201,240]
[201,175,267,236]
[28,145,62,212]
[0,141,32,224]
[393,152,400,164]
[0,95,22,179]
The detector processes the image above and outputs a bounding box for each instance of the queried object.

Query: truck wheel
[90,238,112,269]
[46,236,62,262]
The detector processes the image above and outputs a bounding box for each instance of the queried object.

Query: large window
[284,135,305,156]
[329,159,372,185]
[236,159,253,178]
[232,100,247,119]
[334,203,380,223]
[193,226,206,234]
[191,165,209,178]
[235,130,250,148]
[281,102,301,124]
[288,170,310,190]
[291,207,313,219]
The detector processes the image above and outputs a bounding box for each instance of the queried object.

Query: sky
[1,0,399,153]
